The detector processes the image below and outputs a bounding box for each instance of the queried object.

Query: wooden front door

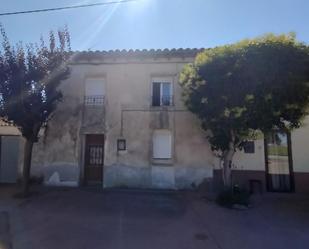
[84,134,104,185]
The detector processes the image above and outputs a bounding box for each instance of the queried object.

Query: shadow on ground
[0,211,12,249]
[0,185,309,249]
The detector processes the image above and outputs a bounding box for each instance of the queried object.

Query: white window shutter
[153,130,172,159]
[85,79,105,96]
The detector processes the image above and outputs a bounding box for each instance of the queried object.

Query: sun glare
[76,0,153,50]
[77,2,121,50]
[127,0,153,14]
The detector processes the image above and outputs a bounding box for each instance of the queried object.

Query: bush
[216,185,250,208]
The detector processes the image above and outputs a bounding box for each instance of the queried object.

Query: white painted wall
[291,116,309,173]
[233,139,266,171]
[213,139,266,171]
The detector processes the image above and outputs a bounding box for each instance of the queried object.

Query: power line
[0,0,138,17]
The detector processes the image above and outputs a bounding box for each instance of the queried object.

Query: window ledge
[151,158,173,166]
[149,105,175,110]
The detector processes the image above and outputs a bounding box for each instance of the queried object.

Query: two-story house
[31,48,214,189]
[1,48,309,193]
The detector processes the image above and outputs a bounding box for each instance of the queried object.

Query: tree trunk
[21,139,34,196]
[222,149,235,188]
[222,130,236,189]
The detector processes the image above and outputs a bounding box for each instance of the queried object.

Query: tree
[0,25,71,195]
[179,34,309,188]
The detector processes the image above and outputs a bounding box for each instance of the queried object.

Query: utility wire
[0,0,138,17]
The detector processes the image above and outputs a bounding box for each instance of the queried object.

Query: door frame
[83,134,105,185]
[264,131,295,192]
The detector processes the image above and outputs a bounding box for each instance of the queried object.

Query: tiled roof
[72,48,204,61]
[0,119,15,127]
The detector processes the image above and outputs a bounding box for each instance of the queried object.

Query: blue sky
[0,0,308,51]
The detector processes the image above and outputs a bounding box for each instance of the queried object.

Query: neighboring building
[1,48,309,193]
[0,120,21,184]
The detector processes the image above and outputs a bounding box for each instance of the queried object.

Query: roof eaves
[72,48,205,61]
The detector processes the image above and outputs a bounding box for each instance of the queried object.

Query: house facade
[1,48,309,193]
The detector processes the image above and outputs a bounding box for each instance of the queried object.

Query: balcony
[84,95,105,106]
[82,95,105,133]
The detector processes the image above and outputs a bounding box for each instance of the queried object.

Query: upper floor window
[85,78,105,106]
[152,78,173,106]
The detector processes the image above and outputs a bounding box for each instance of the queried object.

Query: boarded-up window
[153,130,172,159]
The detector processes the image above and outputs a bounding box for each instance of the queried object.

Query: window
[243,141,255,154]
[152,78,173,106]
[117,139,126,151]
[152,130,172,159]
[85,78,105,105]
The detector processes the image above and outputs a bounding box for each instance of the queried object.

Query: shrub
[216,185,250,208]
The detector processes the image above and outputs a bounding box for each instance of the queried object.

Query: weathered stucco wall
[32,97,82,185]
[29,56,215,189]
[99,61,213,189]
[31,65,87,185]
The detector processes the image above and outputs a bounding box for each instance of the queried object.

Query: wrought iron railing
[84,95,105,106]
[152,95,174,106]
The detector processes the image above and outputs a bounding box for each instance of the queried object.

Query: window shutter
[152,83,161,106]
[85,79,105,96]
[153,130,172,159]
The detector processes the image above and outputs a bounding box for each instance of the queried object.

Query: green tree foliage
[179,34,309,187]
[0,25,71,195]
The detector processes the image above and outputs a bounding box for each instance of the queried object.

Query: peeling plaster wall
[31,100,82,183]
[31,67,85,185]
